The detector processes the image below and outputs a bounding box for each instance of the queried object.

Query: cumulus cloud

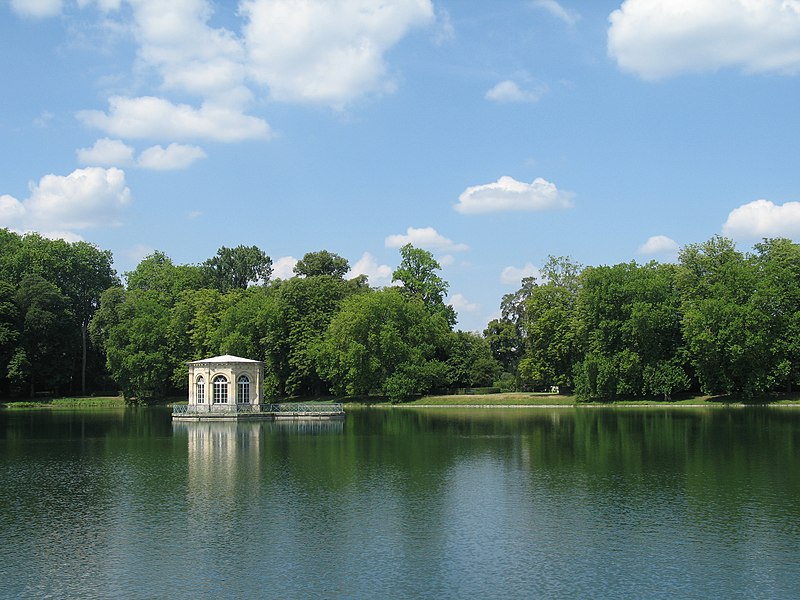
[638,234,679,256]
[530,0,578,25]
[455,176,573,214]
[722,199,800,239]
[348,252,393,286]
[10,0,62,18]
[137,143,207,170]
[500,263,541,285]
[77,139,206,170]
[77,96,271,142]
[608,0,800,80]
[241,0,435,106]
[272,256,299,279]
[485,80,546,103]
[0,167,131,233]
[76,0,121,10]
[77,138,135,166]
[385,226,468,252]
[448,293,479,314]
[129,0,251,105]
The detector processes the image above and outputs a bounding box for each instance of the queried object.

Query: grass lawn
[1,396,126,409]
[398,391,800,407]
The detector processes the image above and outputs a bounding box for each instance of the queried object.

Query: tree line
[487,236,800,400]
[1,227,799,402]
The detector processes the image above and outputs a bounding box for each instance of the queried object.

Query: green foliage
[125,251,204,298]
[293,250,350,279]
[202,245,272,291]
[392,244,456,327]
[677,237,770,397]
[572,261,686,401]
[446,331,501,388]
[316,288,451,402]
[503,256,582,392]
[11,275,74,396]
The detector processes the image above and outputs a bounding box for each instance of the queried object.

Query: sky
[1,0,800,332]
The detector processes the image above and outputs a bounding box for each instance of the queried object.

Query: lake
[1,406,799,598]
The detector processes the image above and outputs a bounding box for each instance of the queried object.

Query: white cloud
[385,226,468,252]
[608,0,800,80]
[33,110,54,128]
[10,0,62,18]
[0,167,131,233]
[530,0,578,25]
[722,199,800,239]
[241,0,435,106]
[77,0,121,10]
[129,0,251,106]
[500,263,541,285]
[124,244,156,266]
[485,80,546,103]
[449,293,479,314]
[348,252,393,285]
[77,139,206,170]
[438,254,455,267]
[137,143,206,170]
[272,255,299,279]
[77,96,271,142]
[433,7,455,45]
[638,234,679,256]
[77,138,135,166]
[455,176,573,214]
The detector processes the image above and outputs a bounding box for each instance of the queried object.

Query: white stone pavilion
[187,355,264,409]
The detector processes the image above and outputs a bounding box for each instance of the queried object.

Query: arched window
[196,376,205,404]
[237,375,250,404]
[213,375,228,404]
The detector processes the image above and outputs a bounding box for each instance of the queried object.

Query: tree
[202,245,272,291]
[446,331,501,389]
[515,257,582,392]
[752,238,800,392]
[94,289,176,402]
[0,279,19,396]
[125,251,205,298]
[58,241,118,395]
[676,236,768,397]
[572,261,687,401]
[270,275,363,397]
[294,250,350,279]
[392,244,455,327]
[316,288,451,401]
[11,275,73,396]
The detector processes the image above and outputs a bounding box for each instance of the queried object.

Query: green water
[1,406,799,598]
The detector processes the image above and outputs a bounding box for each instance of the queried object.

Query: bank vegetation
[1,229,799,404]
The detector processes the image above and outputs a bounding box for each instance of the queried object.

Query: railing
[268,403,344,414]
[172,403,344,415]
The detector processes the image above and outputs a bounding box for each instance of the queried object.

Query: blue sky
[2,0,800,332]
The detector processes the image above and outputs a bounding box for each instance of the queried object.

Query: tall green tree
[202,245,272,291]
[392,244,455,327]
[126,251,205,297]
[294,250,350,279]
[516,256,582,391]
[751,238,800,392]
[316,288,451,401]
[446,331,501,389]
[10,275,73,396]
[93,288,175,402]
[572,261,687,401]
[677,236,768,397]
[0,279,19,396]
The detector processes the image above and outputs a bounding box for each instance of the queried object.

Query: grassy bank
[1,396,126,409]
[393,391,800,407]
